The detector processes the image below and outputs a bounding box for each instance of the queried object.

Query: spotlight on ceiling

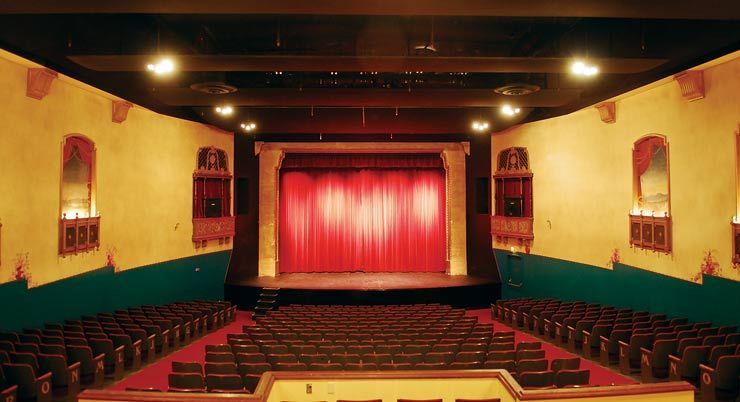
[146,58,175,76]
[501,105,522,117]
[571,60,599,77]
[471,120,490,132]
[240,122,257,132]
[214,105,234,116]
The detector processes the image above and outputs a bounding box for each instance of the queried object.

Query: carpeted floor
[110,308,635,391]
[108,310,255,391]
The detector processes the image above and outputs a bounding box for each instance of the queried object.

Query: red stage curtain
[279,164,447,273]
[633,136,665,196]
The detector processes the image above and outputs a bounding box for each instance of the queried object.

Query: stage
[224,272,501,308]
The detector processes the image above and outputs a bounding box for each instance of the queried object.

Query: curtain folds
[279,166,447,273]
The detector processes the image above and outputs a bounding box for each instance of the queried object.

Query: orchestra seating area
[0,300,234,402]
[494,298,740,401]
[166,304,594,393]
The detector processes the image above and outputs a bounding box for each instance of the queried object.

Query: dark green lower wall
[0,250,231,332]
[494,249,740,329]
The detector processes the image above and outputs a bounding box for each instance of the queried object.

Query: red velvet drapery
[63,136,94,166]
[278,154,446,273]
[634,136,665,195]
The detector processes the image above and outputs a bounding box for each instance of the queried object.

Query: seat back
[2,363,39,398]
[205,362,238,375]
[37,354,70,386]
[168,373,205,391]
[172,361,203,374]
[516,350,545,361]
[516,342,541,351]
[551,358,580,372]
[555,369,590,387]
[519,371,555,388]
[206,374,244,392]
[517,359,548,373]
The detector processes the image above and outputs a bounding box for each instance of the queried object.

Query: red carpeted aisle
[108,310,255,391]
[465,308,637,386]
[111,308,635,391]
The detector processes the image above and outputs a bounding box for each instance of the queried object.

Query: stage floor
[229,272,497,291]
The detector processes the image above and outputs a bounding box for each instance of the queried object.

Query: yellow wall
[492,51,740,283]
[0,49,233,287]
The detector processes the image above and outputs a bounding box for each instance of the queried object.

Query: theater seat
[88,338,125,380]
[519,370,556,389]
[2,363,53,402]
[37,353,80,399]
[66,345,104,387]
[206,374,248,393]
[0,366,18,402]
[699,355,740,402]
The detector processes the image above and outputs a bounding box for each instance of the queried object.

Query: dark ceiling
[0,1,738,138]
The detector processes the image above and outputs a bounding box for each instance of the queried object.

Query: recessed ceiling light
[471,120,490,132]
[501,105,522,117]
[146,58,175,76]
[240,122,257,132]
[215,105,234,116]
[571,60,599,77]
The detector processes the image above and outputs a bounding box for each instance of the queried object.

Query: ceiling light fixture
[146,58,175,76]
[471,120,490,132]
[214,105,234,116]
[571,60,599,77]
[240,122,257,132]
[501,105,521,117]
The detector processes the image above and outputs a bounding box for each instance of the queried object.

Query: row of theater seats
[0,300,235,402]
[166,303,594,392]
[493,298,740,402]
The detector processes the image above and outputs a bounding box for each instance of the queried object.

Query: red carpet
[111,308,635,391]
[466,308,637,386]
[108,310,255,391]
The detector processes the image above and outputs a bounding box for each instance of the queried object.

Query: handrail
[79,370,695,402]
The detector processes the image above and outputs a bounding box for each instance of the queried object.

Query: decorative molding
[491,215,534,241]
[674,70,704,101]
[111,100,133,124]
[595,102,616,124]
[255,141,265,155]
[461,141,471,156]
[59,216,101,256]
[26,68,58,100]
[193,216,235,246]
[629,214,671,253]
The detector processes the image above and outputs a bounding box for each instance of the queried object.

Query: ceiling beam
[155,88,581,108]
[2,0,739,19]
[68,55,667,74]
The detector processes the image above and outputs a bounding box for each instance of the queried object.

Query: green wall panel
[0,250,230,332]
[494,249,740,328]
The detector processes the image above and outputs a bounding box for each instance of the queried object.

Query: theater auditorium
[0,2,738,402]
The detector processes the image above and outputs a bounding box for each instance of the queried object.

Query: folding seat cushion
[347,345,374,355]
[423,352,453,365]
[237,362,271,376]
[393,353,423,365]
[299,354,329,365]
[488,342,514,352]
[18,334,41,345]
[455,351,485,363]
[375,344,402,355]
[519,370,556,389]
[206,344,232,353]
[0,333,19,343]
[291,344,317,355]
[430,343,458,354]
[205,362,238,375]
[483,360,516,372]
[344,362,379,371]
[14,343,40,355]
[460,343,487,353]
[516,342,542,351]
[2,363,52,402]
[273,362,307,371]
[261,344,289,355]
[206,352,236,363]
[362,353,392,365]
[487,351,516,362]
[517,359,549,373]
[449,361,481,369]
[379,363,412,370]
[330,353,360,365]
[516,350,546,361]
[551,358,580,372]
[236,353,267,364]
[172,361,203,374]
[206,374,246,392]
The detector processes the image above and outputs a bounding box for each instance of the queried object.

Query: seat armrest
[599,335,609,343]
[618,340,629,348]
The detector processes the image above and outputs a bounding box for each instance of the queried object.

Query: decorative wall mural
[691,250,721,283]
[607,248,621,268]
[11,253,32,285]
